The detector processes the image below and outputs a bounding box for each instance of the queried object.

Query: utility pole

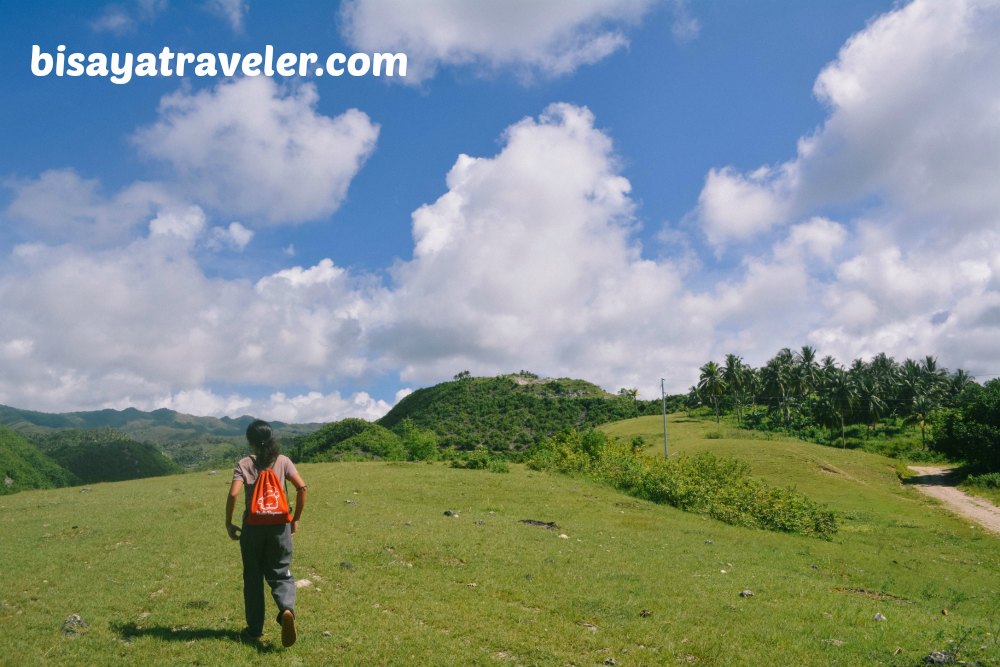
[661,378,669,459]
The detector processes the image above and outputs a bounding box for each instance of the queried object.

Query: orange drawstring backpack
[246,465,291,526]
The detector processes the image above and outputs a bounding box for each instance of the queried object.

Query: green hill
[0,403,317,442]
[31,428,183,484]
[0,426,77,494]
[294,418,406,462]
[377,372,666,451]
[0,417,997,665]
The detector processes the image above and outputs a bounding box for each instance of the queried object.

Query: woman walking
[225,419,307,647]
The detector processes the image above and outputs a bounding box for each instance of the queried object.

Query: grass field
[1,416,998,666]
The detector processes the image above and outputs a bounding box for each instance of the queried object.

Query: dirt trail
[907,466,1000,536]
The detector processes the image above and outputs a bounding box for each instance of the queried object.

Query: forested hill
[0,426,78,495]
[0,404,317,442]
[376,372,670,451]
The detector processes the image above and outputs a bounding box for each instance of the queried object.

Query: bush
[449,448,509,473]
[965,472,1000,489]
[528,429,837,538]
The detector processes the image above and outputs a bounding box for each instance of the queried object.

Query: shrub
[449,447,509,473]
[528,429,837,538]
[965,472,1000,489]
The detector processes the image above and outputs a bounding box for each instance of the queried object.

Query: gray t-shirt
[232,454,300,515]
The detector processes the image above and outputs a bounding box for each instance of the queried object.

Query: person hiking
[225,419,307,647]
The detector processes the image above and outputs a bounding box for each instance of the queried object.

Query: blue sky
[2,0,998,422]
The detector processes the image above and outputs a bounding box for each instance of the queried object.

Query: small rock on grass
[61,614,88,637]
[873,612,886,622]
[739,590,754,598]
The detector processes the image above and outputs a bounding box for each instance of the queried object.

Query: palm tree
[947,369,975,405]
[908,393,936,447]
[822,363,858,448]
[722,354,747,426]
[795,345,821,398]
[920,356,949,402]
[698,361,727,424]
[762,349,795,425]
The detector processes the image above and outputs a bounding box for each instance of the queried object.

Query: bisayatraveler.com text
[30,45,407,84]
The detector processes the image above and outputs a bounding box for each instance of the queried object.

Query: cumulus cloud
[688,0,1000,378]
[134,77,379,225]
[0,222,386,419]
[695,0,1000,247]
[371,103,708,395]
[340,0,654,83]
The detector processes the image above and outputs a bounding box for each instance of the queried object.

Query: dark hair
[246,419,280,470]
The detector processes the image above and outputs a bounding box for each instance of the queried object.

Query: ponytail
[246,419,280,470]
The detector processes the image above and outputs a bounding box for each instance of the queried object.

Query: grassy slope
[0,418,998,666]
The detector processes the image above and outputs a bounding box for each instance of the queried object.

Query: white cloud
[695,0,1000,246]
[372,103,708,396]
[204,0,247,31]
[208,222,254,251]
[91,0,167,33]
[696,165,795,246]
[6,170,169,246]
[141,387,392,423]
[340,0,654,83]
[149,205,207,241]
[0,220,386,419]
[668,0,700,44]
[688,0,1000,378]
[134,77,379,225]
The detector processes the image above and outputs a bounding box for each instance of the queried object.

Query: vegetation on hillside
[31,428,182,484]
[292,417,441,463]
[377,371,678,451]
[688,347,985,460]
[528,429,837,538]
[0,426,78,494]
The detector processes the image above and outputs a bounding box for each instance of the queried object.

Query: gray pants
[239,522,295,636]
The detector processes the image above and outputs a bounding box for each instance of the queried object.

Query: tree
[722,354,747,426]
[698,361,727,424]
[822,364,858,447]
[762,349,795,425]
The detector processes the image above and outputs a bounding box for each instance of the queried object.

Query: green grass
[1,417,999,665]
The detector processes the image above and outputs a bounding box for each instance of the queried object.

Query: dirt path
[907,466,1000,536]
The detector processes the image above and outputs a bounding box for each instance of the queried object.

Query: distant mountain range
[0,404,318,442]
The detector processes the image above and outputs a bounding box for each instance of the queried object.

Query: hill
[1,417,997,665]
[0,426,77,494]
[0,403,317,442]
[31,429,183,484]
[377,372,668,450]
